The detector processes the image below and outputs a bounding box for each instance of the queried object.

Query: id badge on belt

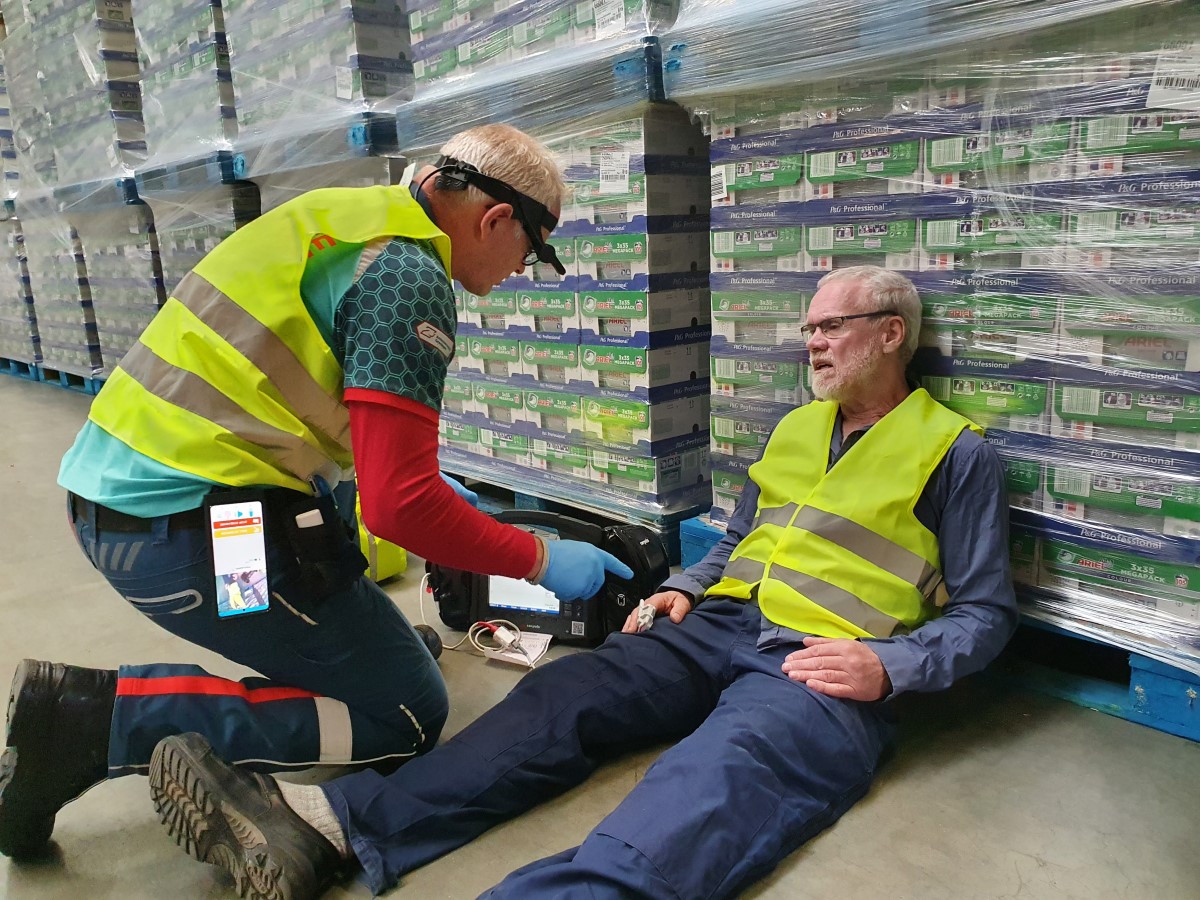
[206,492,271,619]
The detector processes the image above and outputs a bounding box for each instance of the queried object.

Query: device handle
[493,509,606,544]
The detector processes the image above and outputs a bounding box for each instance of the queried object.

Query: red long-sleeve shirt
[346,387,538,577]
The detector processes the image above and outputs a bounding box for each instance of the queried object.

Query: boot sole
[150,736,298,900]
[0,660,57,857]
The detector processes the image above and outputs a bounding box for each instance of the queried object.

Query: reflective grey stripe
[753,503,798,530]
[121,343,342,487]
[173,274,352,451]
[770,561,909,637]
[724,556,766,584]
[792,506,944,603]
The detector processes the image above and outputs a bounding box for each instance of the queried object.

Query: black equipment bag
[425,510,671,645]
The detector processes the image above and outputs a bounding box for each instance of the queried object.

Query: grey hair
[817,266,922,363]
[438,124,567,212]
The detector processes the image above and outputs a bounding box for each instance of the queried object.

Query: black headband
[432,155,564,275]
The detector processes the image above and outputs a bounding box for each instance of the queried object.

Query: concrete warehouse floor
[2,373,1199,900]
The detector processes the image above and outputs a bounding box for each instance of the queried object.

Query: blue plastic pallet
[998,620,1199,743]
[0,356,39,381]
[35,364,104,395]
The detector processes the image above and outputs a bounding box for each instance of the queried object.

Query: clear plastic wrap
[673,0,1200,668]
[438,105,713,524]
[16,189,101,377]
[395,35,668,155]
[3,1,146,191]
[131,0,236,167]
[0,200,39,366]
[133,153,260,294]
[408,0,678,88]
[56,178,165,372]
[220,0,409,177]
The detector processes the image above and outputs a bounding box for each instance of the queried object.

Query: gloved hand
[541,540,635,601]
[440,473,478,507]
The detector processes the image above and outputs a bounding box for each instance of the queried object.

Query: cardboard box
[579,339,708,396]
[578,272,709,340]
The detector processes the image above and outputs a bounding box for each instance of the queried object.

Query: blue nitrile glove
[440,473,478,507]
[541,540,635,600]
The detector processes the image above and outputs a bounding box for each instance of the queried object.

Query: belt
[69,493,205,534]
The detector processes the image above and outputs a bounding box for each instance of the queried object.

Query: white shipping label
[594,0,626,39]
[599,148,630,194]
[1148,43,1200,111]
[710,165,729,201]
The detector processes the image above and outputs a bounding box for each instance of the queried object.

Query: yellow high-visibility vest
[706,389,983,638]
[86,186,452,494]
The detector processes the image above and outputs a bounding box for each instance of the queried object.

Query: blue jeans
[67,490,448,776]
[324,599,894,898]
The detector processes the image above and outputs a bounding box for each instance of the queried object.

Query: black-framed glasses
[433,155,565,275]
[801,310,898,340]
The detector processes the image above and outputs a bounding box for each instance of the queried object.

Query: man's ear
[478,202,515,236]
[883,316,907,354]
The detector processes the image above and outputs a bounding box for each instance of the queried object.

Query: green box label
[522,342,579,366]
[472,383,524,409]
[581,345,647,374]
[924,376,1048,417]
[807,220,916,255]
[1079,114,1200,156]
[807,139,920,183]
[1054,384,1200,432]
[711,227,804,258]
[922,212,1063,252]
[470,336,521,363]
[1043,538,1200,603]
[581,290,648,320]
[465,290,517,315]
[712,291,804,317]
[712,356,801,387]
[719,155,805,193]
[1046,466,1200,522]
[517,290,576,316]
[440,420,479,443]
[577,234,648,263]
[583,396,649,427]
[524,390,581,416]
[926,123,1072,171]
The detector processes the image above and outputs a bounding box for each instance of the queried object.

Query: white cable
[419,574,535,664]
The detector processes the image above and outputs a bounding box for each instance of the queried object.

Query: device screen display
[209,500,270,618]
[488,575,560,616]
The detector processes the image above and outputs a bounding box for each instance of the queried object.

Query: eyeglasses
[800,310,898,340]
[432,155,565,275]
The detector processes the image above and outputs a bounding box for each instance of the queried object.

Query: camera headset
[418,155,565,276]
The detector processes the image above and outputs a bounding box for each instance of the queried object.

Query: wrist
[525,534,549,584]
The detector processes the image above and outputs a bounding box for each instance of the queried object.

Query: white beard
[811,341,880,402]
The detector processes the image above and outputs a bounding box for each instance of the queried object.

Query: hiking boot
[150,733,343,900]
[0,659,116,859]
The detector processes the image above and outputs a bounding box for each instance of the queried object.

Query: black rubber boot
[0,659,117,859]
[151,733,344,900]
[414,623,443,660]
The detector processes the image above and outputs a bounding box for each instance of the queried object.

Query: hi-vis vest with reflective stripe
[706,389,983,638]
[87,186,452,494]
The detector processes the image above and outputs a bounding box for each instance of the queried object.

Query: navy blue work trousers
[67,491,448,776]
[324,598,895,899]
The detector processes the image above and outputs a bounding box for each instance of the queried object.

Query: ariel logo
[579,240,594,258]
[932,304,947,316]
[587,401,601,416]
[528,392,539,405]
[584,349,597,365]
[467,296,479,310]
[471,341,482,354]
[524,345,536,359]
[519,294,532,311]
[719,299,730,310]
[1057,550,1075,564]
[583,295,597,312]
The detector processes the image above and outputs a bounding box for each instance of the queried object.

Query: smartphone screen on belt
[208,497,271,618]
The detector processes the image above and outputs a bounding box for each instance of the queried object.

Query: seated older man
[148,264,1018,900]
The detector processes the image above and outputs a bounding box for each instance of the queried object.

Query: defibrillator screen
[488,575,560,615]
